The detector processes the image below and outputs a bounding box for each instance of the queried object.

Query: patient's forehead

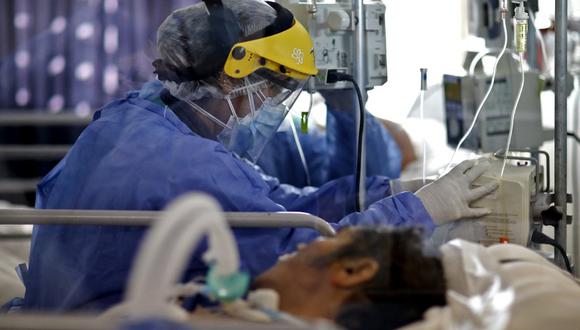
[320,227,362,247]
[305,228,356,252]
[336,227,371,240]
[336,227,355,237]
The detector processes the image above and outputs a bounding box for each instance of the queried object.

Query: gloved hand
[415,159,499,225]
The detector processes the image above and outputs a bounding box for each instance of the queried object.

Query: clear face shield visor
[214,69,308,162]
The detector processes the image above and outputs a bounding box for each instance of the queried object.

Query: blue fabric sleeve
[326,106,402,180]
[263,172,393,223]
[260,171,434,232]
[251,191,436,263]
[333,192,435,232]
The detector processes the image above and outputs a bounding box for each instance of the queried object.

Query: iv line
[444,16,508,174]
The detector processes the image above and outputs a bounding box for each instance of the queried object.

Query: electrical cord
[568,131,580,144]
[531,230,573,273]
[327,71,365,212]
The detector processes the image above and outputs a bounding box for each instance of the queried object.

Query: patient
[253,227,447,329]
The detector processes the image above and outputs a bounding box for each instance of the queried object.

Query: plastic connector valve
[207,266,250,302]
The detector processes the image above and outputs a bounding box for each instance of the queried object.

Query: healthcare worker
[23,0,498,311]
[258,88,405,187]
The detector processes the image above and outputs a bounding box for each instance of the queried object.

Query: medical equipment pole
[572,75,580,276]
[554,0,569,268]
[354,0,367,210]
[354,0,367,98]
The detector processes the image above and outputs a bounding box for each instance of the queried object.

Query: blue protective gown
[258,99,402,187]
[23,82,434,311]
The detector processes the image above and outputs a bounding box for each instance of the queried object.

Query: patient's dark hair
[330,227,447,330]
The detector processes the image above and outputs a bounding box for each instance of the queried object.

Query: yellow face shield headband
[223,19,318,81]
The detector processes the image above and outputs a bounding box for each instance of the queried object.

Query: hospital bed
[1,193,579,330]
[1,263,579,330]
[0,194,339,330]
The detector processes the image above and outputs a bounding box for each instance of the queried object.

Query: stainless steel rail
[0,314,312,330]
[0,112,92,126]
[0,209,336,237]
[0,314,112,330]
[0,178,39,194]
[0,145,70,159]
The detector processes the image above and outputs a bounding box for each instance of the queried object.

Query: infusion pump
[277,0,388,89]
[431,157,538,247]
[471,158,536,246]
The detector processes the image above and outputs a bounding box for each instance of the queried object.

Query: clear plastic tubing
[501,2,529,177]
[444,13,509,174]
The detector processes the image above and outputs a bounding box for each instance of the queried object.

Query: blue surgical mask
[218,100,289,163]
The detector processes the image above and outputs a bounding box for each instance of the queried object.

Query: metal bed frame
[0,209,336,237]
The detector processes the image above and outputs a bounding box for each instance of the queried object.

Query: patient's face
[254,227,446,323]
[254,228,355,291]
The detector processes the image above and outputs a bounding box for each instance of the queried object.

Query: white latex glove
[415,159,499,225]
[390,178,435,194]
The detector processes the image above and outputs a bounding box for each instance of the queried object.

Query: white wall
[367,0,468,123]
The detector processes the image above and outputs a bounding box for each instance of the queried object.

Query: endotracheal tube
[420,68,428,184]
[444,5,509,173]
[501,1,528,178]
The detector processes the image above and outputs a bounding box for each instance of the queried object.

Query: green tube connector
[301,112,309,134]
[206,266,250,302]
